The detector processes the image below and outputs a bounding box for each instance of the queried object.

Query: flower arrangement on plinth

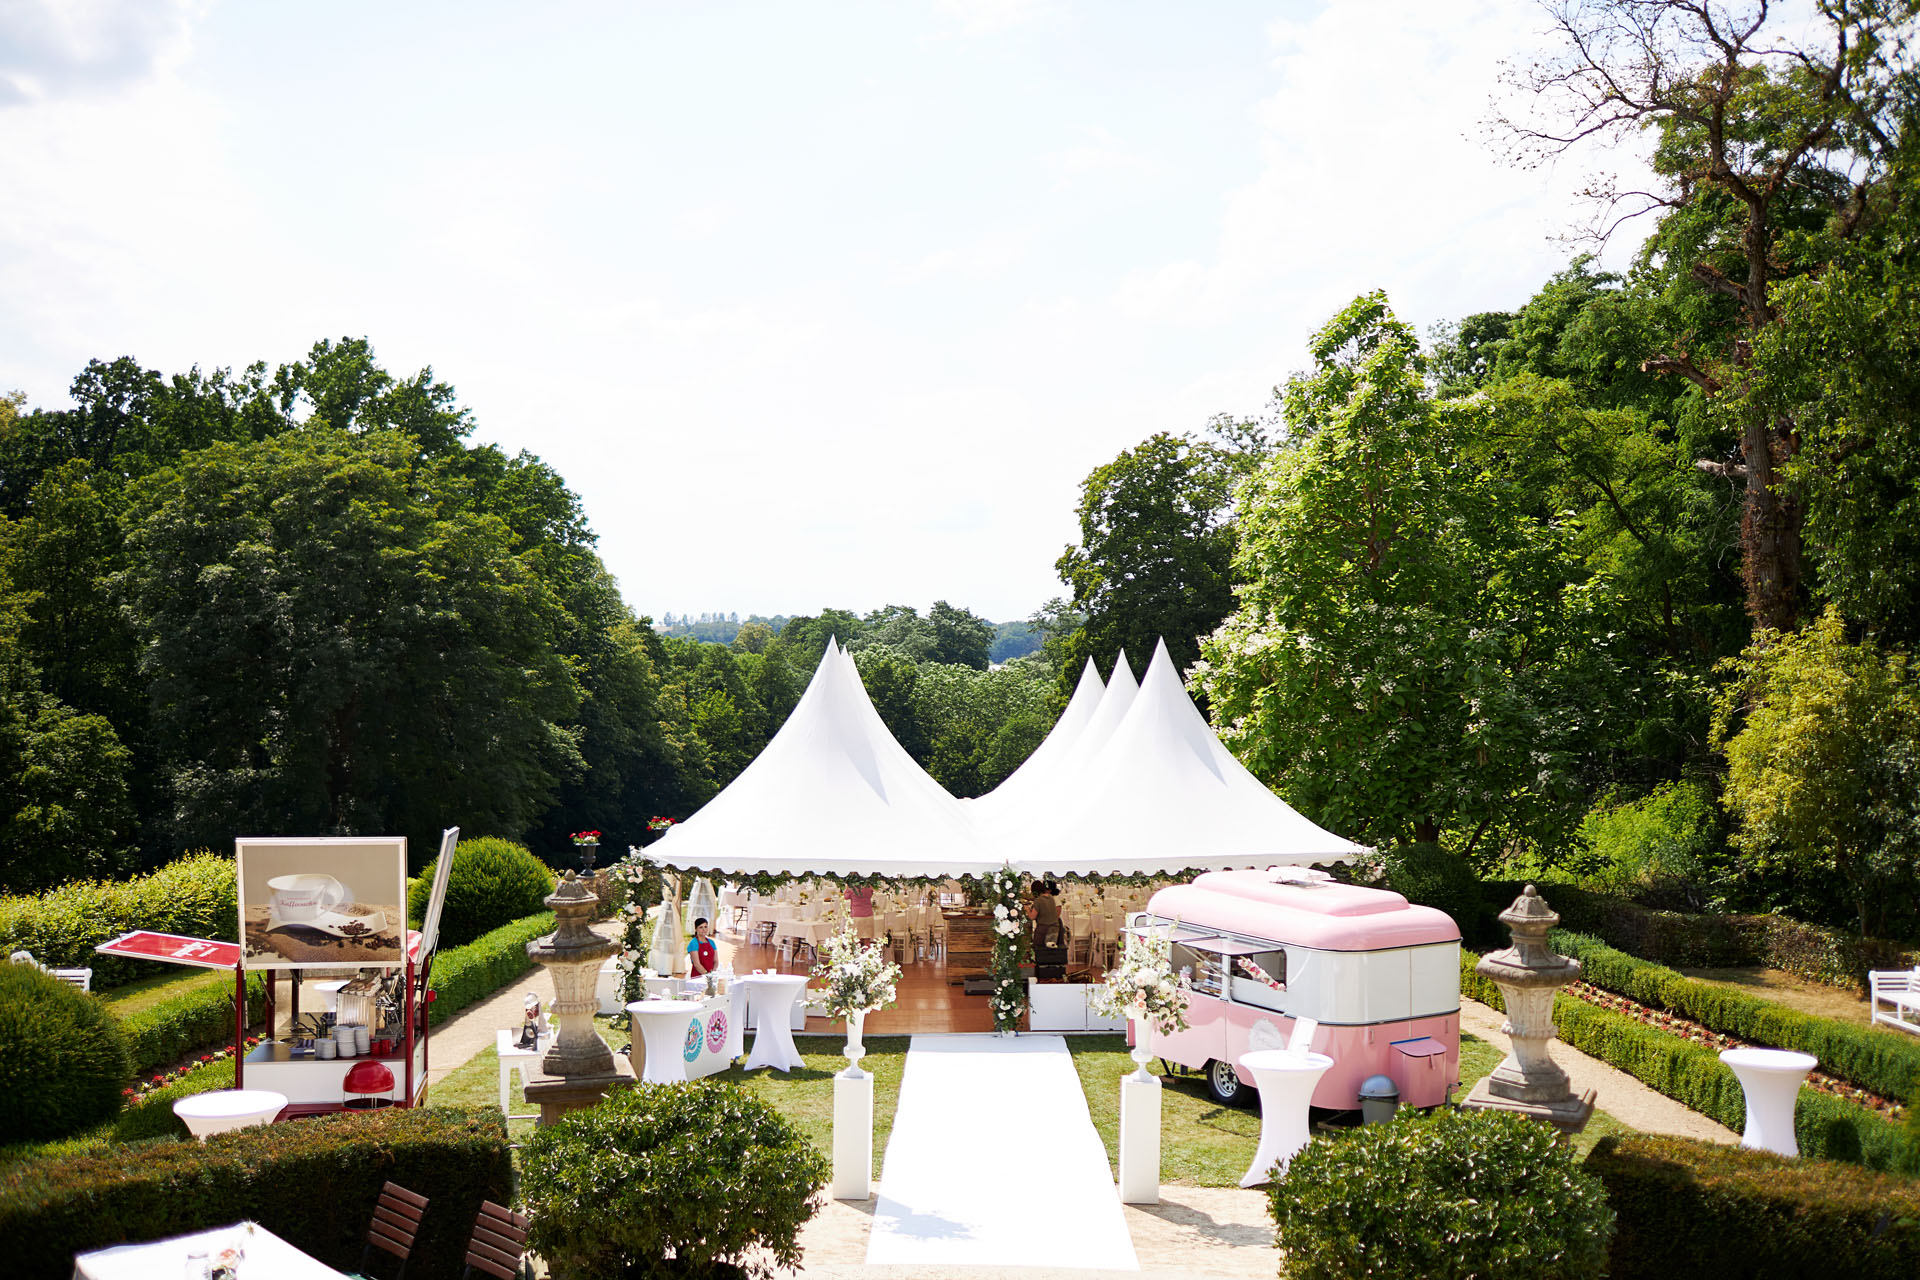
[1092,921,1191,1081]
[811,925,902,1077]
[571,829,602,846]
[645,816,676,832]
[609,853,662,1002]
[986,864,1028,1033]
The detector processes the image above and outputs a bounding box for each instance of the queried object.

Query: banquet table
[74,1221,342,1279]
[738,973,810,1072]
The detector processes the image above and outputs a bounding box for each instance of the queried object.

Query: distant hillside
[990,619,1041,663]
[657,610,1040,660]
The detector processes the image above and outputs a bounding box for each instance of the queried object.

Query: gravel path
[1458,997,1737,1144]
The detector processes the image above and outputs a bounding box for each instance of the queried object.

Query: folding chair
[462,1199,531,1280]
[355,1181,428,1280]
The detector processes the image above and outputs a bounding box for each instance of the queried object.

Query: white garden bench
[1869,966,1920,1037]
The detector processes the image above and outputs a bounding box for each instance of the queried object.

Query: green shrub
[521,1080,829,1279]
[407,837,553,949]
[1268,1107,1614,1280]
[1552,929,1920,1104]
[113,974,266,1076]
[1572,781,1720,901]
[1382,842,1488,944]
[0,964,133,1144]
[1586,1133,1920,1279]
[1461,948,1918,1170]
[0,851,237,990]
[425,912,554,1026]
[0,1106,512,1280]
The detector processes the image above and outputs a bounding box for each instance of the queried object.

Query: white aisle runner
[866,1034,1139,1271]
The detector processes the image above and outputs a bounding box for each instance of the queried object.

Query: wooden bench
[1869,966,1920,1036]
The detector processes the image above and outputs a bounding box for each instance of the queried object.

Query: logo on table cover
[705,1011,728,1053]
[684,1018,704,1062]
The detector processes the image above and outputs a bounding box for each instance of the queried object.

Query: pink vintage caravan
[1135,868,1461,1110]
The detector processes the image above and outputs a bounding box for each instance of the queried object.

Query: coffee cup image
[267,874,347,924]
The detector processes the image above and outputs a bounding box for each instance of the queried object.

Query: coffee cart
[97,829,459,1119]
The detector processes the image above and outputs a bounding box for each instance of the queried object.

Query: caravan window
[1170,942,1224,997]
[1230,950,1288,1013]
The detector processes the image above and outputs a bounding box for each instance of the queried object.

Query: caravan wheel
[1205,1058,1249,1106]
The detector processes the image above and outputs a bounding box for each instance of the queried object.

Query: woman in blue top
[686,917,718,977]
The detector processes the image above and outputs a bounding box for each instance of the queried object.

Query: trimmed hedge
[113,975,266,1077]
[1461,949,1917,1171]
[1552,929,1920,1104]
[425,911,554,1026]
[408,837,554,950]
[0,852,236,991]
[0,1106,512,1280]
[0,965,132,1144]
[1479,880,1917,990]
[1586,1133,1920,1279]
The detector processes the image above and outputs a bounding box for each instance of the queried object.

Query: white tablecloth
[74,1221,343,1279]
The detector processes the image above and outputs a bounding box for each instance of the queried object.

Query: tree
[117,428,581,852]
[1714,607,1920,936]
[1495,0,1917,631]
[1055,432,1239,689]
[1195,294,1622,858]
[928,600,995,669]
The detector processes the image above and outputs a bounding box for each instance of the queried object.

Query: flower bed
[1551,929,1919,1109]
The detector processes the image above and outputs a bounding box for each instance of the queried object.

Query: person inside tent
[686,917,718,978]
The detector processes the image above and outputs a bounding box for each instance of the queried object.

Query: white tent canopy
[646,638,1361,880]
[1004,640,1366,875]
[964,656,1104,827]
[645,640,1002,878]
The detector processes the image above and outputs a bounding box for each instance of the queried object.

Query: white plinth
[833,1071,874,1200]
[1720,1047,1817,1157]
[171,1089,288,1141]
[738,974,809,1072]
[1238,1049,1334,1187]
[1117,1074,1162,1204]
[627,1000,706,1084]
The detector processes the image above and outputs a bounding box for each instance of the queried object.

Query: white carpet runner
[866,1033,1139,1270]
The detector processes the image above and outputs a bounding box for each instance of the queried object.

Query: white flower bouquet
[1092,923,1191,1037]
[811,925,902,1020]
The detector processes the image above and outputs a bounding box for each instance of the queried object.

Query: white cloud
[0,0,205,104]
[931,0,1054,40]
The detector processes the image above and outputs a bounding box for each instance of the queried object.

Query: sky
[0,0,1654,625]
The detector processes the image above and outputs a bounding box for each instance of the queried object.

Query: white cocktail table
[1719,1047,1817,1157]
[737,973,809,1072]
[171,1089,288,1141]
[1237,1050,1334,1186]
[74,1220,343,1279]
[627,1000,706,1084]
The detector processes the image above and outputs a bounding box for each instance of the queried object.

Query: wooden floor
[712,913,1111,1035]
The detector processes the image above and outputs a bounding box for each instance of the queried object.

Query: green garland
[986,864,1029,1032]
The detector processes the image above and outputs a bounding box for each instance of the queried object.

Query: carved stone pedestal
[1462,885,1595,1135]
[523,1057,636,1127]
[521,871,625,1125]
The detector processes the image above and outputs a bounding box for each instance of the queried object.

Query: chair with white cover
[1095,912,1121,970]
[1066,912,1093,966]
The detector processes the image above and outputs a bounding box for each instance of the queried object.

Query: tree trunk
[1413,820,1440,846]
[1739,412,1802,634]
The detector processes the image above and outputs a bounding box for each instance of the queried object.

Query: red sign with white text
[95,931,243,970]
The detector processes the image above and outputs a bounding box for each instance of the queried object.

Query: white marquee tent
[646,638,1362,879]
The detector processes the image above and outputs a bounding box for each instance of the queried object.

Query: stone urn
[521,872,625,1121]
[1462,885,1594,1133]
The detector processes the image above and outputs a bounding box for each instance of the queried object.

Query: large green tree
[1497,0,1916,632]
[117,428,581,853]
[1195,294,1623,858]
[1055,431,1239,689]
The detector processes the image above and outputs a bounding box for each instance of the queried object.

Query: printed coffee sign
[236,837,408,969]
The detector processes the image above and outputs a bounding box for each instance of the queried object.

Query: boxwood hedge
[112,975,266,1077]
[1586,1133,1920,1279]
[0,853,236,991]
[1552,929,1920,1104]
[1461,948,1917,1171]
[0,1106,512,1280]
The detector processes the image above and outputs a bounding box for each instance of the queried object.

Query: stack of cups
[354,1025,371,1056]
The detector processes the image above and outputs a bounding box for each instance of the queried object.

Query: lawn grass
[97,967,227,1017]
[1069,1033,1264,1187]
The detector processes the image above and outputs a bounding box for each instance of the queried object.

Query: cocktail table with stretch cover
[738,973,809,1072]
[628,1000,707,1085]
